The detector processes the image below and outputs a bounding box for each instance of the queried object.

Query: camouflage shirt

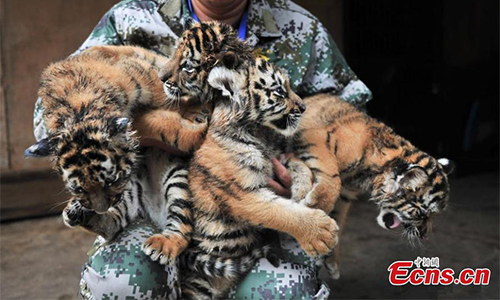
[33,0,371,141]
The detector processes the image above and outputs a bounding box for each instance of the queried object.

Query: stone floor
[1,172,498,299]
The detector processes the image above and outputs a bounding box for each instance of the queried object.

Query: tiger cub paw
[183,105,212,124]
[299,192,318,208]
[325,260,341,280]
[193,112,210,124]
[285,158,313,202]
[142,234,188,265]
[265,248,282,268]
[62,199,94,228]
[300,190,333,212]
[297,210,339,257]
[292,185,311,203]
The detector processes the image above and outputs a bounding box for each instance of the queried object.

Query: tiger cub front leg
[142,166,193,265]
[282,155,313,202]
[62,198,96,228]
[62,198,125,240]
[233,190,339,257]
[133,103,212,154]
[297,133,342,214]
[181,102,213,124]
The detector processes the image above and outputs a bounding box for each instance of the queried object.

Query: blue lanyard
[237,10,248,41]
[187,0,247,41]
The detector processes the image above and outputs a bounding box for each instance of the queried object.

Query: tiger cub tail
[182,245,279,280]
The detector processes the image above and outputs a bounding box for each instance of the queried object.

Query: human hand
[267,154,293,198]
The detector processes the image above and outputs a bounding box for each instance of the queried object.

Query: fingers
[269,156,293,198]
[279,153,293,162]
[267,178,292,198]
[272,158,292,188]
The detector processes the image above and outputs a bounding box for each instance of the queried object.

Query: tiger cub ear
[399,167,428,191]
[215,51,239,69]
[437,158,455,175]
[24,137,57,157]
[207,66,244,106]
[221,51,238,68]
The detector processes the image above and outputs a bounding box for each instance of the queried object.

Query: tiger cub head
[372,156,453,244]
[159,21,253,103]
[207,57,306,136]
[25,117,138,213]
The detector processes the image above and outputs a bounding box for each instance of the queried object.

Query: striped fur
[180,245,278,300]
[159,21,253,104]
[26,45,211,263]
[179,58,338,299]
[63,148,193,264]
[205,58,451,281]
[291,94,452,279]
[181,244,276,280]
[26,45,210,211]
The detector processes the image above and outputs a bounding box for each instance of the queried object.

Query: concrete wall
[1,0,117,172]
[0,0,117,220]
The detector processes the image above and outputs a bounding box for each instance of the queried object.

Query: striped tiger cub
[25,45,211,263]
[160,21,253,103]
[206,61,452,282]
[62,147,193,265]
[157,22,335,297]
[279,94,453,279]
[177,58,338,299]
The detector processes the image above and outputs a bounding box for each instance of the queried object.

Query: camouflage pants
[80,220,330,300]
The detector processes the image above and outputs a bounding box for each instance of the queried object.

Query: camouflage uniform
[79,221,181,300]
[32,0,372,298]
[80,221,330,300]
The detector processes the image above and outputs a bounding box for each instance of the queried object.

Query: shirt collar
[158,0,282,46]
[187,0,248,41]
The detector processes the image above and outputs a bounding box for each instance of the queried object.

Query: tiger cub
[285,94,452,279]
[25,45,211,263]
[178,58,338,299]
[204,58,452,281]
[62,147,193,264]
[160,21,253,102]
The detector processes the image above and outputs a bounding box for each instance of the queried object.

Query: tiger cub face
[208,58,306,136]
[25,118,137,213]
[372,157,452,244]
[159,21,252,102]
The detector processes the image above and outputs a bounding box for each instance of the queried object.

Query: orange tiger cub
[291,94,452,279]
[25,45,211,264]
[177,58,338,299]
[160,21,253,103]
